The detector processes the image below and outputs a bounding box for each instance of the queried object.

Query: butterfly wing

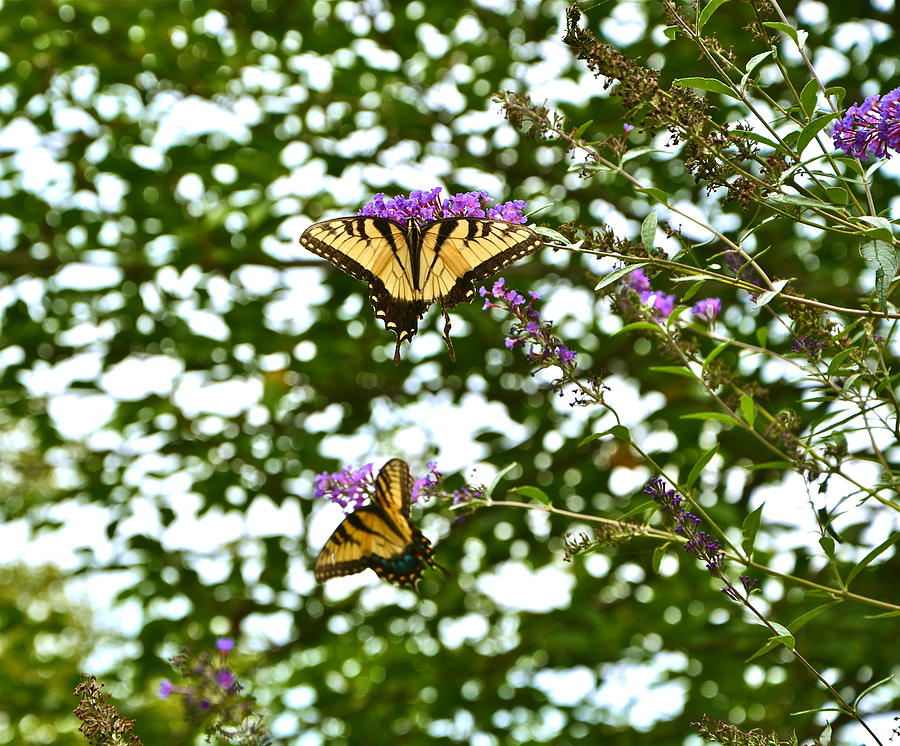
[313,504,437,588]
[371,457,414,519]
[299,217,428,360]
[417,218,543,306]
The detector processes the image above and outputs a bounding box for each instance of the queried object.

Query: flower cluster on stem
[832,87,900,160]
[643,478,725,576]
[358,188,527,225]
[480,278,578,368]
[158,638,269,745]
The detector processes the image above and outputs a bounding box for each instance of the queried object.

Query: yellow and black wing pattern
[314,459,442,588]
[299,216,542,362]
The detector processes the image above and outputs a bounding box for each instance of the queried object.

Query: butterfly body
[314,459,447,589]
[299,216,542,362]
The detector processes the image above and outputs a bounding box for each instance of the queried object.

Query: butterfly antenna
[440,307,456,362]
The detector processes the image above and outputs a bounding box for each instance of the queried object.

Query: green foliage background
[1,1,897,744]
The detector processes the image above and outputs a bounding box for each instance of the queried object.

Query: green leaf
[799,79,819,118]
[487,463,519,498]
[857,216,895,241]
[819,535,836,560]
[698,0,731,33]
[755,327,768,348]
[763,21,807,49]
[573,119,594,139]
[739,394,756,427]
[617,499,656,521]
[860,240,898,310]
[652,543,668,574]
[796,113,837,155]
[680,412,742,426]
[636,186,668,203]
[755,278,789,307]
[663,25,681,40]
[533,226,570,244]
[741,503,764,558]
[743,460,792,471]
[702,340,732,370]
[854,674,895,708]
[826,348,856,377]
[672,76,739,100]
[509,485,551,505]
[648,365,697,379]
[581,425,632,446]
[595,262,648,291]
[846,532,900,586]
[787,601,840,633]
[768,622,796,650]
[744,50,773,76]
[608,425,632,442]
[731,128,780,149]
[612,321,662,336]
[824,186,849,205]
[685,443,718,491]
[641,211,658,250]
[824,85,846,107]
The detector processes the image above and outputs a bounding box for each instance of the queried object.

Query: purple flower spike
[832,87,900,160]
[314,464,376,511]
[625,268,651,294]
[644,290,675,318]
[691,298,721,322]
[412,461,442,502]
[357,189,528,225]
[643,478,725,577]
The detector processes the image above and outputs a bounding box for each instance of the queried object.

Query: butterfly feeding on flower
[299,189,543,363]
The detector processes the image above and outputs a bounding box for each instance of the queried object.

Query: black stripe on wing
[421,218,544,307]
[299,217,427,361]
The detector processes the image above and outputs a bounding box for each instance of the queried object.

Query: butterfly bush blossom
[832,87,900,160]
[157,638,269,744]
[643,478,725,576]
[313,464,375,512]
[316,461,481,507]
[358,187,528,225]
[411,461,486,505]
[480,278,578,368]
[621,269,676,319]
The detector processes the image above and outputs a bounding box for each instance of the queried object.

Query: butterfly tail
[440,306,456,363]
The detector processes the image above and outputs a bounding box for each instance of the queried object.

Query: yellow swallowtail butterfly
[299,216,543,363]
[314,459,448,588]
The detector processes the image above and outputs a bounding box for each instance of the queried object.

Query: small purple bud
[158,680,174,699]
[216,637,235,654]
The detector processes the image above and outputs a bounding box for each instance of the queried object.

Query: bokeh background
[1,1,898,744]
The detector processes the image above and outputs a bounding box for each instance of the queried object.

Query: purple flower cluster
[358,187,528,225]
[832,87,900,160]
[317,460,483,507]
[314,464,375,512]
[792,334,828,359]
[412,461,440,502]
[691,297,722,323]
[643,478,725,576]
[622,269,676,319]
[157,638,268,742]
[159,638,237,701]
[722,251,764,290]
[480,278,577,367]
